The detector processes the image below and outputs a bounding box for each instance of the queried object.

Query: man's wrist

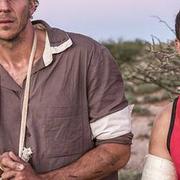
[38,171,61,180]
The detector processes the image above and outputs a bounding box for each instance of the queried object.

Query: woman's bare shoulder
[149,103,173,161]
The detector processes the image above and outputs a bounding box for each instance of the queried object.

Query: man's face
[0,0,35,41]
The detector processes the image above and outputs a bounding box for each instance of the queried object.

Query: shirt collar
[43,31,73,66]
[32,20,73,67]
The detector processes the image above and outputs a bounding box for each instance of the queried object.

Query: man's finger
[1,156,24,171]
[0,169,3,176]
[8,151,22,163]
[1,170,16,179]
[0,152,14,170]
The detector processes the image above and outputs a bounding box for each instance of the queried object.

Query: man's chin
[0,32,20,42]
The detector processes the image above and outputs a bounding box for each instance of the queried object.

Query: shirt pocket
[44,106,83,158]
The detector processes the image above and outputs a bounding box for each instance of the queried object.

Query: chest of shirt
[0,53,91,156]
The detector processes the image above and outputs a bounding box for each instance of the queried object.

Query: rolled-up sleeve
[87,44,133,145]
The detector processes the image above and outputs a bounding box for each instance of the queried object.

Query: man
[0,0,133,179]
[141,11,180,180]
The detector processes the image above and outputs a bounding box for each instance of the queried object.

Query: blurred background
[34,1,180,179]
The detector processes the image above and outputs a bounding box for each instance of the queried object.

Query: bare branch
[151,15,175,35]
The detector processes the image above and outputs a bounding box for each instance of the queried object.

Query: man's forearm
[39,143,130,180]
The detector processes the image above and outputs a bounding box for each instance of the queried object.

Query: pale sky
[34,0,180,42]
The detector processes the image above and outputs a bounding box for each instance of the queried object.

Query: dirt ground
[124,100,170,172]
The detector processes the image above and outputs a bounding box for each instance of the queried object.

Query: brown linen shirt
[0,20,132,180]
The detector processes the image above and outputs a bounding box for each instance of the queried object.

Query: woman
[141,11,180,180]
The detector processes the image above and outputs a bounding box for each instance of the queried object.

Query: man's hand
[0,151,42,180]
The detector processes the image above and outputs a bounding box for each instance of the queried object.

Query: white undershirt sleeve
[90,105,133,140]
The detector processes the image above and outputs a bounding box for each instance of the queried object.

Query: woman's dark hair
[175,11,180,40]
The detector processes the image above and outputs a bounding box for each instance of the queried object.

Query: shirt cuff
[95,132,133,146]
[90,105,134,140]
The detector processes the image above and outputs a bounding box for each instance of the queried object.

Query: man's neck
[0,21,46,86]
[0,21,38,67]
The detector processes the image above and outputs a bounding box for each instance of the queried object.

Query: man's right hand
[0,151,24,179]
[0,152,43,180]
[0,152,24,172]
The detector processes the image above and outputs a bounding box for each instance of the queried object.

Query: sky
[34,0,180,42]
